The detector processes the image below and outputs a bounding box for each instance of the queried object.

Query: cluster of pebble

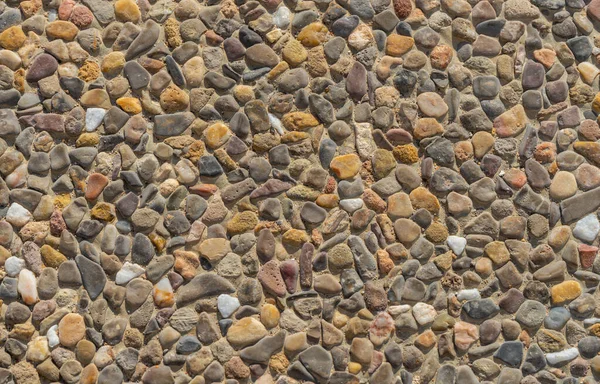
[3,0,600,382]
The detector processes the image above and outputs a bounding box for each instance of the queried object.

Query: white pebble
[573,214,600,243]
[115,262,145,285]
[583,318,600,326]
[388,305,411,317]
[5,256,25,277]
[546,348,579,365]
[217,294,240,318]
[6,203,32,227]
[457,289,481,301]
[47,325,60,348]
[269,114,283,135]
[339,198,363,213]
[273,6,291,29]
[412,302,437,325]
[85,108,106,132]
[446,235,467,255]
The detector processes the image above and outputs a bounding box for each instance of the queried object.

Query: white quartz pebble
[218,294,240,318]
[447,235,467,255]
[339,198,364,213]
[115,262,145,285]
[6,203,32,227]
[457,289,481,301]
[5,256,25,277]
[47,325,60,348]
[573,214,600,243]
[85,108,106,132]
[412,302,437,325]
[546,348,579,365]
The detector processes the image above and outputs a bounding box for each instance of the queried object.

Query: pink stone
[18,269,38,305]
[454,321,479,351]
[58,0,75,20]
[279,259,298,294]
[70,5,93,28]
[257,260,286,297]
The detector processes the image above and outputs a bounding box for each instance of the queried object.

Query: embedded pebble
[0,0,597,382]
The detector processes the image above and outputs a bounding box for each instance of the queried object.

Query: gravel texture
[1,0,600,383]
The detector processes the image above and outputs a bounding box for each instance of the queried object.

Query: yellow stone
[46,21,79,41]
[409,187,440,214]
[115,0,141,22]
[267,61,289,80]
[433,250,453,271]
[297,22,329,47]
[386,34,414,57]
[282,111,319,131]
[0,26,26,50]
[40,245,67,268]
[78,61,100,82]
[160,85,189,112]
[149,233,166,252]
[260,303,280,328]
[330,154,362,179]
[484,241,510,265]
[281,131,309,143]
[203,122,232,149]
[316,194,339,208]
[181,140,206,163]
[164,18,182,48]
[593,92,600,114]
[348,362,362,374]
[282,39,307,67]
[101,52,125,75]
[393,144,419,164]
[282,229,310,247]
[590,323,600,337]
[116,97,142,114]
[226,317,267,348]
[90,203,115,221]
[269,352,289,374]
[54,194,71,209]
[574,141,600,166]
[232,85,254,104]
[76,133,99,147]
[551,280,582,304]
[425,221,448,243]
[226,211,258,235]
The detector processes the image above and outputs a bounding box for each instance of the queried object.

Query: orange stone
[58,313,86,347]
[386,34,414,57]
[330,154,362,179]
[85,173,109,200]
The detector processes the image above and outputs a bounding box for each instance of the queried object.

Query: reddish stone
[85,173,109,200]
[49,209,66,236]
[279,259,298,294]
[588,0,600,22]
[189,184,218,197]
[503,169,527,189]
[323,176,336,194]
[393,0,412,18]
[257,260,286,297]
[579,244,598,269]
[70,5,93,28]
[58,0,75,20]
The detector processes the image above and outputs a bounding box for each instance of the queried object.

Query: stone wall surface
[2,0,600,382]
